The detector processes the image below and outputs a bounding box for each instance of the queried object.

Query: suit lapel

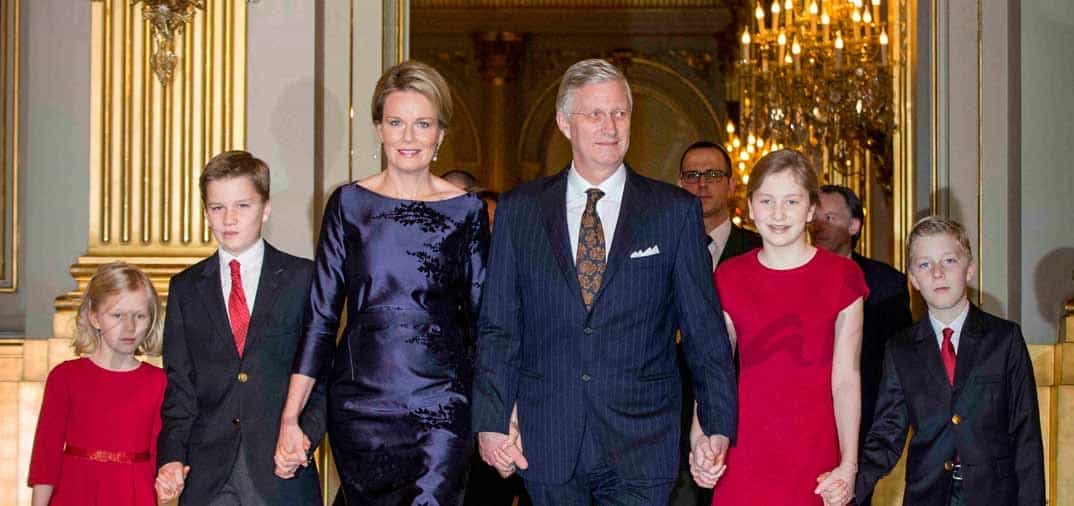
[538,169,582,296]
[195,254,240,360]
[596,167,646,298]
[245,243,286,352]
[952,305,984,395]
[910,318,952,392]
[719,225,744,264]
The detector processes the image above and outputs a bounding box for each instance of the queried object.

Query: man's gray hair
[555,58,633,114]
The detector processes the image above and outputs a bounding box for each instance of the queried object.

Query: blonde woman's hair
[72,262,164,357]
[371,60,454,129]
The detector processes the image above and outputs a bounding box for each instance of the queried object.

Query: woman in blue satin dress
[275,61,489,505]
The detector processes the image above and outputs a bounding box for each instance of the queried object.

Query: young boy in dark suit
[855,216,1044,505]
[155,151,326,505]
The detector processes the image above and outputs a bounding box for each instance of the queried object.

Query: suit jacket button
[583,327,594,335]
[581,374,591,382]
[237,372,249,383]
[232,418,241,426]
[944,460,954,471]
[951,414,961,424]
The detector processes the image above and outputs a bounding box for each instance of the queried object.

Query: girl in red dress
[29,262,167,506]
[690,150,867,506]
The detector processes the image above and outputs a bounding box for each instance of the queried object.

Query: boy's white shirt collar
[218,238,265,314]
[928,302,970,353]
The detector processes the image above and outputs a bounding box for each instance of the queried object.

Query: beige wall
[1019,1,1074,346]
[0,0,90,338]
[919,0,1072,344]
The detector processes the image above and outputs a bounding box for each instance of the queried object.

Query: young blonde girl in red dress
[690,150,868,506]
[28,262,167,506]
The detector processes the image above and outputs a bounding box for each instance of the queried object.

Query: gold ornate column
[53,0,247,338]
[472,31,525,192]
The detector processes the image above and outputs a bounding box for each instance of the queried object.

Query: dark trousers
[208,440,268,506]
[523,420,674,506]
[948,478,965,506]
[668,467,712,506]
[464,445,532,506]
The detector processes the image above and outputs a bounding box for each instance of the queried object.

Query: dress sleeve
[28,363,71,486]
[839,259,870,310]
[294,187,349,378]
[465,200,491,332]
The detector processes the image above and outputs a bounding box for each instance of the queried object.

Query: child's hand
[155,461,189,504]
[274,420,310,479]
[815,464,855,505]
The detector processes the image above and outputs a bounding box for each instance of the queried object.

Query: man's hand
[274,419,312,479]
[155,461,190,504]
[689,434,730,488]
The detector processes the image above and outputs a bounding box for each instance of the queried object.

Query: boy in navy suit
[155,151,325,505]
[855,216,1044,505]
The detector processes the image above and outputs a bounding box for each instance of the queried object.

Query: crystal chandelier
[734,0,895,182]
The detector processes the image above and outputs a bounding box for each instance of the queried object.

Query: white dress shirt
[928,303,970,353]
[218,239,264,323]
[707,219,732,270]
[567,163,626,263]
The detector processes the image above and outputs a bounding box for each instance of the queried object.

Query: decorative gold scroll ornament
[132,0,204,86]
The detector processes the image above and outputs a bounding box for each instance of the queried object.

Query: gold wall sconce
[132,0,204,86]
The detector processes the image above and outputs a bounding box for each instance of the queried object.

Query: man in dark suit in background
[811,184,912,505]
[677,141,761,269]
[156,151,325,505]
[473,59,737,505]
[670,141,761,506]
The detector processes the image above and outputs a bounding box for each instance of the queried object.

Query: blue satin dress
[293,184,489,505]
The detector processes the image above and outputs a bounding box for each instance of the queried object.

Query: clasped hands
[814,462,856,506]
[273,418,313,479]
[477,405,528,478]
[688,433,730,488]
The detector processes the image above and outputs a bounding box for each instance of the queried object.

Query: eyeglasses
[680,169,730,184]
[568,109,631,124]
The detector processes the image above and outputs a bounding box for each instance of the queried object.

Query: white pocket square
[629,245,661,258]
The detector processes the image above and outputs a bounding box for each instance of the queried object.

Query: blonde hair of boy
[905,216,974,269]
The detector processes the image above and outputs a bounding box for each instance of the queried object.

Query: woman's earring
[372,143,381,160]
[94,327,101,338]
[433,144,441,162]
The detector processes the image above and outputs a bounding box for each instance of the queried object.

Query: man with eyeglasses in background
[670,141,761,506]
[677,141,761,270]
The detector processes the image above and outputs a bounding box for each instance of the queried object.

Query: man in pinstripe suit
[472,58,738,505]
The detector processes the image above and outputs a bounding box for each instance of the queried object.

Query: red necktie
[228,259,250,357]
[941,327,956,385]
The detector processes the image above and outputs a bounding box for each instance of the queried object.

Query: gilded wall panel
[88,0,245,258]
[0,0,17,292]
[52,0,247,335]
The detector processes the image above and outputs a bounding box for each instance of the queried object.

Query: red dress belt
[64,445,151,463]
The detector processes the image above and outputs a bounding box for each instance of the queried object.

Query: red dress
[28,358,166,505]
[712,248,868,505]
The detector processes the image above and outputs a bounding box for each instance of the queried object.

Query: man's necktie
[228,259,251,357]
[941,327,956,385]
[576,189,607,312]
